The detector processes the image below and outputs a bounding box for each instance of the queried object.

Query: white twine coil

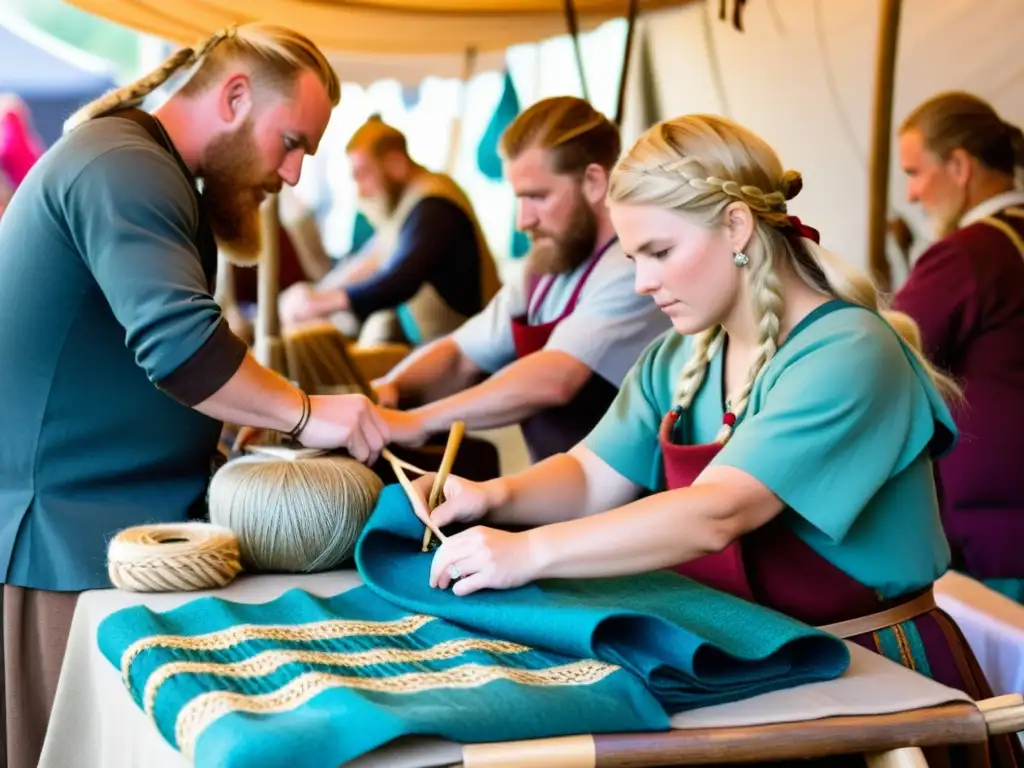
[107,522,242,593]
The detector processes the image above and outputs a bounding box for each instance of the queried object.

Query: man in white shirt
[373,96,670,463]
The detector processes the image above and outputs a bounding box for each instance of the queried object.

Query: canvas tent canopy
[60,0,690,59]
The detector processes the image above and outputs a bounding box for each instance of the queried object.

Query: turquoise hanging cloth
[476,69,519,181]
[349,210,375,254]
[477,70,530,259]
[96,484,850,768]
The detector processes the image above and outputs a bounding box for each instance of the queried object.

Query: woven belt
[816,588,937,639]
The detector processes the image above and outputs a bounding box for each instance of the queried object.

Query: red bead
[722,412,736,427]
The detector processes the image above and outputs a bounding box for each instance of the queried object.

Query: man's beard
[200,121,281,266]
[928,189,969,240]
[358,175,407,228]
[526,195,599,275]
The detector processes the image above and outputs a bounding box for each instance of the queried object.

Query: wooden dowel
[978,694,1024,735]
[382,448,447,545]
[422,421,465,551]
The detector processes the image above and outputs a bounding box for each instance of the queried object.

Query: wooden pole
[254,194,285,374]
[866,0,903,293]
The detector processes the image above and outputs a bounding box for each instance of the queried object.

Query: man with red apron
[371,97,671,466]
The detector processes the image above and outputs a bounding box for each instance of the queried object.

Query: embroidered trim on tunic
[978,214,1024,257]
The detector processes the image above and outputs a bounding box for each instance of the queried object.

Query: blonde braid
[674,327,722,408]
[64,27,237,133]
[716,240,785,443]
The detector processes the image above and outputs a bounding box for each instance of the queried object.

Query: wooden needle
[382,448,447,546]
[422,421,465,551]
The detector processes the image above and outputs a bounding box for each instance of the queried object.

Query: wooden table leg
[865,747,929,768]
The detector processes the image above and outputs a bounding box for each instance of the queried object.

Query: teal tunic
[0,111,247,592]
[584,302,957,599]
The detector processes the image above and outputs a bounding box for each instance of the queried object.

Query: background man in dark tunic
[893,91,1024,601]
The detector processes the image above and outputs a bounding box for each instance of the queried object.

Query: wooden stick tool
[381,448,447,547]
[422,421,465,551]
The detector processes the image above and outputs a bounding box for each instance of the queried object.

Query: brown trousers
[1,585,79,768]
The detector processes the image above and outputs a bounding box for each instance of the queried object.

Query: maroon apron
[660,393,1023,768]
[510,239,620,463]
[658,405,892,626]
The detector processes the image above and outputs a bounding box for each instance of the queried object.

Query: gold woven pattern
[120,614,435,684]
[175,659,620,758]
[979,215,1024,256]
[142,637,532,715]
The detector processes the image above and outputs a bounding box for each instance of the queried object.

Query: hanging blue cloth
[96,484,850,768]
[476,70,520,181]
[476,70,530,259]
[349,210,375,254]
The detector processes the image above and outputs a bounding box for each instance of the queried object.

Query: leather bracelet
[287,389,311,441]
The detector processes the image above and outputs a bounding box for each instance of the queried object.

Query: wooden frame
[452,696,1024,768]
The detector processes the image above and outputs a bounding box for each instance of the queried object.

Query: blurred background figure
[0,94,45,188]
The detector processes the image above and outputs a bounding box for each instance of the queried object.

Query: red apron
[510,239,620,463]
[656,305,926,630]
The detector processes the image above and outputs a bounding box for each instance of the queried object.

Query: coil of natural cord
[207,452,384,573]
[107,522,242,592]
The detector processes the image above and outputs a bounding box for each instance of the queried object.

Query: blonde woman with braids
[0,24,423,767]
[418,114,1022,768]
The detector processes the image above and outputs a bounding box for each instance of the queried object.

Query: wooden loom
[445,694,1024,768]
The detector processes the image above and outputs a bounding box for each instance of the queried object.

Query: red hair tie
[787,216,820,244]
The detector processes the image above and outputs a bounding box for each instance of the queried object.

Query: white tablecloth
[936,570,1024,696]
[40,572,973,768]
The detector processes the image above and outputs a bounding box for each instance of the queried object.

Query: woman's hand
[429,526,541,596]
[413,473,504,529]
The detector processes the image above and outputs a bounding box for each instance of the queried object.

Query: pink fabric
[0,102,44,188]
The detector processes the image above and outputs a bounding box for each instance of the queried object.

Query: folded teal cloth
[97,484,850,768]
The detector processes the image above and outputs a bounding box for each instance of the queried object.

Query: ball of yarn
[207,454,383,573]
[107,523,242,592]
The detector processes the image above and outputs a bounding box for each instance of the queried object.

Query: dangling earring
[733,251,749,268]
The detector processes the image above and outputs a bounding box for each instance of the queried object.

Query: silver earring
[733,251,749,268]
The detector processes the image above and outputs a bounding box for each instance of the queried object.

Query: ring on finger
[448,564,461,580]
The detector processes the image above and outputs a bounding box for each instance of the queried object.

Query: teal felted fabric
[96,484,850,768]
[356,485,851,712]
[98,586,661,768]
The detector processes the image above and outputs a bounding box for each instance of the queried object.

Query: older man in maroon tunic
[893,91,1024,600]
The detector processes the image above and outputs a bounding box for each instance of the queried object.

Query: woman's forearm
[484,454,593,527]
[527,483,745,580]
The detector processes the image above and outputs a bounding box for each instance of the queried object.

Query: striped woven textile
[97,484,850,768]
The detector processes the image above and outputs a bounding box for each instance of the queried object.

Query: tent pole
[614,0,640,127]
[562,0,590,102]
[866,0,903,293]
[445,47,478,175]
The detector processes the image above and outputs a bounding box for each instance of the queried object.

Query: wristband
[287,389,312,441]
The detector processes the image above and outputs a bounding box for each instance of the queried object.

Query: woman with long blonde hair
[418,112,1019,767]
